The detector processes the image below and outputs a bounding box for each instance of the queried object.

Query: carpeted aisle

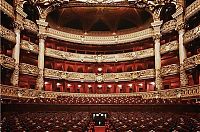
[94,126,105,132]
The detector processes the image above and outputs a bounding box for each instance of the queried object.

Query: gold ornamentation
[153,34,161,41]
[0,0,15,18]
[11,63,20,87]
[0,54,15,69]
[176,23,185,31]
[13,21,24,30]
[185,0,200,20]
[161,19,177,33]
[183,54,200,70]
[20,63,39,76]
[36,69,44,90]
[20,40,39,53]
[184,25,200,44]
[180,64,188,87]
[155,69,163,90]
[24,19,38,33]
[0,25,16,43]
[39,34,47,40]
[160,40,178,54]
[161,64,179,77]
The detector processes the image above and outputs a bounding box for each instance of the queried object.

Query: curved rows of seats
[1,112,93,132]
[105,112,200,132]
[1,95,197,105]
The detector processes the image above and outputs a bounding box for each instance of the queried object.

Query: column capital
[176,23,185,32]
[153,34,162,41]
[13,22,24,31]
[38,34,47,40]
[36,19,48,35]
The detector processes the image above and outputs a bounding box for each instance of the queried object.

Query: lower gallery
[1,0,200,131]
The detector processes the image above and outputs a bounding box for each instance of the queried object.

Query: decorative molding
[160,40,178,54]
[46,28,154,45]
[185,0,200,20]
[11,63,20,87]
[0,54,15,69]
[161,19,177,33]
[0,84,199,99]
[180,63,188,87]
[184,24,200,44]
[155,69,162,90]
[36,68,44,90]
[44,68,155,82]
[161,64,179,77]
[20,63,39,76]
[183,54,200,70]
[24,19,38,33]
[20,40,39,53]
[0,0,15,18]
[0,25,16,43]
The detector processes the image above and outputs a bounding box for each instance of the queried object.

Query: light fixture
[78,85,81,88]
[44,82,48,85]
[56,83,61,86]
[138,83,143,86]
[98,85,102,88]
[150,82,155,85]
[67,84,71,87]
[108,85,112,88]
[98,68,102,72]
[88,85,92,87]
[118,85,122,88]
[128,84,132,87]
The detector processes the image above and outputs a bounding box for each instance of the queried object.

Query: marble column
[151,21,163,90]
[178,26,188,86]
[11,23,22,86]
[36,34,46,90]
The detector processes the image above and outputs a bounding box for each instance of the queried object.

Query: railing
[46,28,153,45]
[0,25,16,43]
[184,24,200,44]
[183,54,200,70]
[0,54,15,69]
[0,84,199,99]
[0,0,14,18]
[23,19,38,33]
[185,0,200,20]
[22,40,178,63]
[161,64,179,77]
[161,20,177,34]
[20,63,39,76]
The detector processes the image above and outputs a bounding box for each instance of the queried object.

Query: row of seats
[105,112,200,132]
[1,95,198,105]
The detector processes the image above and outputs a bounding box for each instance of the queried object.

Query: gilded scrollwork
[185,0,200,20]
[155,69,163,90]
[0,0,15,18]
[161,64,179,77]
[21,40,39,53]
[0,54,15,69]
[0,25,16,43]
[180,63,188,87]
[24,19,38,33]
[160,40,178,54]
[184,25,200,44]
[20,63,39,76]
[183,54,200,70]
[161,19,177,33]
[36,68,44,90]
[11,63,20,87]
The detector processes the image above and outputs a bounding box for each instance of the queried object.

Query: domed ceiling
[47,7,152,33]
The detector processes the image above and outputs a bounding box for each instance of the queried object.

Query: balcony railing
[23,19,38,33]
[161,64,179,77]
[0,54,15,69]
[185,0,200,20]
[160,40,178,54]
[0,0,14,18]
[184,54,200,70]
[161,20,177,34]
[184,24,200,44]
[46,28,153,45]
[21,40,39,53]
[0,84,199,99]
[0,25,16,43]
[20,63,39,76]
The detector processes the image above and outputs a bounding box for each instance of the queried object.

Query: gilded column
[11,23,22,86]
[151,20,163,90]
[172,7,188,87]
[36,19,48,90]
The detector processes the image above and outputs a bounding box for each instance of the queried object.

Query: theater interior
[0,0,200,131]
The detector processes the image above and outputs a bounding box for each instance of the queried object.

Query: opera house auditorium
[0,0,200,131]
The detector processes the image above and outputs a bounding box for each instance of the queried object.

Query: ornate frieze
[185,0,200,20]
[183,54,200,70]
[161,64,179,77]
[160,40,178,54]
[21,40,39,53]
[0,0,15,18]
[184,25,200,44]
[1,84,199,99]
[0,54,15,69]
[11,63,20,87]
[46,28,154,45]
[24,19,38,33]
[20,63,39,76]
[161,20,177,34]
[36,69,44,90]
[132,69,155,80]
[155,69,163,90]
[0,25,16,43]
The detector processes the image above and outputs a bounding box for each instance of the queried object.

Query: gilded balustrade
[161,20,177,34]
[20,63,39,76]
[161,64,179,77]
[0,84,199,99]
[23,19,38,33]
[183,54,200,70]
[21,40,39,53]
[0,25,16,43]
[0,0,14,18]
[0,54,15,69]
[46,28,153,45]
[160,40,178,54]
[185,0,200,20]
[184,24,200,44]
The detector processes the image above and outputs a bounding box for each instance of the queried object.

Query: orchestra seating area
[1,112,200,132]
[105,112,200,132]
[1,95,198,105]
